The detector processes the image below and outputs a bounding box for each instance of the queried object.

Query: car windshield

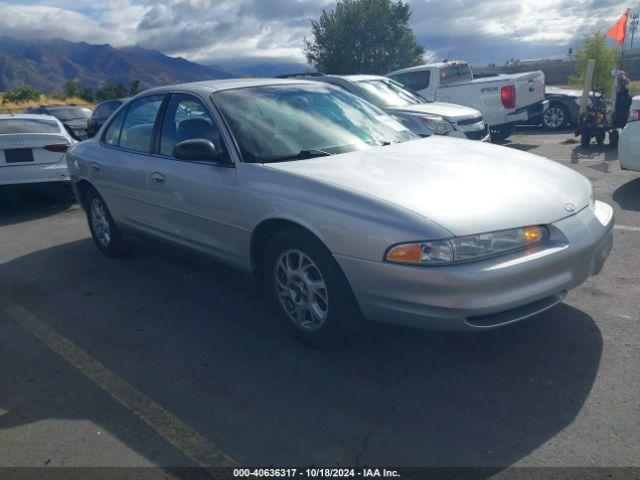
[49,107,90,121]
[357,79,426,108]
[213,84,416,163]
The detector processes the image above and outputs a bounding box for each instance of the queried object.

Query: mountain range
[0,37,235,93]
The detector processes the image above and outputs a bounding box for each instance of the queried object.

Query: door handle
[90,162,101,173]
[150,172,166,185]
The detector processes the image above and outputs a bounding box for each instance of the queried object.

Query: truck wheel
[580,133,591,148]
[490,124,515,143]
[263,227,365,348]
[595,132,606,145]
[542,103,569,130]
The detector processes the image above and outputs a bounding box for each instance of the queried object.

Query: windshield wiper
[265,148,334,163]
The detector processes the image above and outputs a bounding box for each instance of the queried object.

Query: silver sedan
[67,79,614,347]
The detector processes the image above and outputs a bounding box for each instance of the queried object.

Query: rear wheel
[580,132,591,148]
[490,124,515,143]
[85,188,129,257]
[595,131,606,145]
[542,103,569,130]
[263,228,364,347]
[609,129,619,148]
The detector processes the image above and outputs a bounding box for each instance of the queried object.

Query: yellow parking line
[0,296,238,471]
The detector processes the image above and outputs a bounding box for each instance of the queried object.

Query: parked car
[388,61,548,141]
[304,74,489,141]
[529,87,603,130]
[67,79,614,347]
[26,105,91,141]
[0,113,74,188]
[619,95,640,171]
[87,98,128,138]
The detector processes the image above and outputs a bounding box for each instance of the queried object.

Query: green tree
[64,79,80,98]
[79,86,94,103]
[569,31,617,98]
[304,0,425,74]
[129,79,141,96]
[2,85,40,104]
[95,83,128,102]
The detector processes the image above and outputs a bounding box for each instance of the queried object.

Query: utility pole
[630,12,639,50]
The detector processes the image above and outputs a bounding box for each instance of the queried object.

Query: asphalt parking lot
[1,130,639,475]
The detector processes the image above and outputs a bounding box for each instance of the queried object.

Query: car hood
[387,102,481,121]
[264,136,592,237]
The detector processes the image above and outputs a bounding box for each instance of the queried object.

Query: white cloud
[0,0,638,68]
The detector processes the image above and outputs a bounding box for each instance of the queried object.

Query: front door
[143,94,243,267]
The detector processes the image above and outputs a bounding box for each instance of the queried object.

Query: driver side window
[160,94,227,160]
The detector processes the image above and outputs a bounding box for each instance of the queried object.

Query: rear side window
[389,71,430,92]
[0,118,61,134]
[440,63,473,86]
[102,108,127,147]
[95,101,120,119]
[119,95,164,153]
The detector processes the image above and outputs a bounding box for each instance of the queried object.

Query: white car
[388,61,548,141]
[0,114,74,187]
[309,75,490,141]
[619,95,640,172]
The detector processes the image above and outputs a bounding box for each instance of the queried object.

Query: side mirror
[172,139,230,164]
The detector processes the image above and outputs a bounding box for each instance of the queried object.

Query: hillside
[0,37,234,93]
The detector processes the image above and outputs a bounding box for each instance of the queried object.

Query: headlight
[386,225,549,265]
[420,115,455,135]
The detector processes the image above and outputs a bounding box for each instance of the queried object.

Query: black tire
[542,103,569,130]
[609,129,619,148]
[580,133,591,148]
[263,227,365,348]
[85,188,129,257]
[595,131,606,145]
[490,124,515,143]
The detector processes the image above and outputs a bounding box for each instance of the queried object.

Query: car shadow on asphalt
[570,144,618,165]
[612,177,640,212]
[0,238,603,476]
[0,186,76,227]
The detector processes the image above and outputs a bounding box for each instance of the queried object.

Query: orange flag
[606,12,629,47]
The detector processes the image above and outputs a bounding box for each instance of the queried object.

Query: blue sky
[0,0,636,70]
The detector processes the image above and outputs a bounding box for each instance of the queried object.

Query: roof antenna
[443,51,452,62]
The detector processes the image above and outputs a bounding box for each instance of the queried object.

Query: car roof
[139,78,325,97]
[0,113,60,122]
[388,62,455,76]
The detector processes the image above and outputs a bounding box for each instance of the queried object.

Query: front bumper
[335,201,614,331]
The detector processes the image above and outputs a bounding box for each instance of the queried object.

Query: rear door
[89,95,165,229]
[0,118,70,167]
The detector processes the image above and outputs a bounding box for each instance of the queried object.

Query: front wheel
[264,228,364,348]
[85,188,129,257]
[490,124,515,143]
[609,129,619,148]
[580,132,591,148]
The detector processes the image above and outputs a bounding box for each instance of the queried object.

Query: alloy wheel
[90,198,111,247]
[274,249,329,332]
[543,106,566,129]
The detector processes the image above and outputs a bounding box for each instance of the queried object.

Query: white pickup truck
[388,61,548,141]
